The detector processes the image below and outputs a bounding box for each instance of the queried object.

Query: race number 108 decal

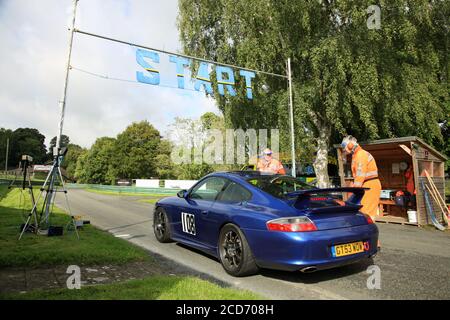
[181,212,196,235]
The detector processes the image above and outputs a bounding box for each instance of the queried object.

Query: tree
[73,121,182,183]
[178,0,448,186]
[175,163,214,180]
[74,137,116,184]
[200,112,243,171]
[154,139,175,179]
[73,150,88,182]
[113,121,162,179]
[8,128,48,165]
[61,143,85,179]
[167,116,215,179]
[436,113,450,171]
[47,134,70,159]
[201,112,224,130]
[0,128,13,170]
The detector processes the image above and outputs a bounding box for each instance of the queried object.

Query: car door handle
[201,210,208,215]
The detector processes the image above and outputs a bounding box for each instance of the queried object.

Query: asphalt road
[56,189,450,300]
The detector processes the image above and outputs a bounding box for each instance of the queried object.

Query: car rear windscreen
[246,176,314,199]
[246,176,346,208]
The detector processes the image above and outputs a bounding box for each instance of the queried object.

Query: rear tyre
[218,224,259,277]
[153,207,172,243]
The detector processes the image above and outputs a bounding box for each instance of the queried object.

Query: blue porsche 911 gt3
[153,171,379,277]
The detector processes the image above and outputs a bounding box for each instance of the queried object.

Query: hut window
[433,162,444,177]
[418,161,433,176]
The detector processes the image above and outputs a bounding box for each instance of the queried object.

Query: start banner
[135,49,256,99]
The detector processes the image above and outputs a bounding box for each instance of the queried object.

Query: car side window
[189,177,228,201]
[217,181,252,203]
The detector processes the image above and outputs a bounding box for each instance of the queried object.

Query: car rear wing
[286,187,369,212]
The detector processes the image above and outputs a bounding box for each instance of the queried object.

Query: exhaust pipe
[300,266,317,273]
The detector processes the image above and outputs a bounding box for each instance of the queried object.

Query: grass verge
[0,186,150,268]
[84,188,171,204]
[0,276,263,300]
[138,198,167,204]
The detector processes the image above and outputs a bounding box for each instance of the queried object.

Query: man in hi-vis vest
[341,135,381,218]
[257,148,286,175]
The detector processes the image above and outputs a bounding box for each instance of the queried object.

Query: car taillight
[267,217,317,232]
[364,214,374,224]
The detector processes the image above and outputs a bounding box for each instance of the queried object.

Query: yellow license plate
[332,241,364,257]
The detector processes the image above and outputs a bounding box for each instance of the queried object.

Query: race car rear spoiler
[286,187,369,212]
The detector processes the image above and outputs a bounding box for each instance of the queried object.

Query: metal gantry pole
[287,58,296,177]
[43,0,78,223]
[56,0,78,150]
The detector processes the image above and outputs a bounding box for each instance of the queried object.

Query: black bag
[395,191,413,208]
[48,226,63,237]
[394,196,405,207]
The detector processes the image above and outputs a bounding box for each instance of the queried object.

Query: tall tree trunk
[313,125,331,188]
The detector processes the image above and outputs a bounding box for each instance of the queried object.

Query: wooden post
[337,147,350,201]
[411,142,422,226]
[399,144,412,156]
[337,147,345,187]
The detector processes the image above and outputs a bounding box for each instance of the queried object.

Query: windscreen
[246,176,314,199]
[247,176,348,208]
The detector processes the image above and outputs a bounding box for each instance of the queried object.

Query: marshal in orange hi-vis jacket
[257,148,286,175]
[341,136,381,218]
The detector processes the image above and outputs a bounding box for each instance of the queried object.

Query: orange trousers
[360,179,382,218]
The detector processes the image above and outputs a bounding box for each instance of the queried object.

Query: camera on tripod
[53,147,68,157]
[8,155,34,191]
[21,155,33,163]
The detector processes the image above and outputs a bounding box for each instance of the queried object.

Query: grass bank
[138,198,166,204]
[0,186,150,268]
[84,188,172,204]
[1,276,262,300]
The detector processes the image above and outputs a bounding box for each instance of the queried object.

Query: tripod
[19,149,79,240]
[10,156,39,235]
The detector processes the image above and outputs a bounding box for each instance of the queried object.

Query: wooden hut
[335,136,448,226]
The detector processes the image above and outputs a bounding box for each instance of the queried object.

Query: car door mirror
[177,190,188,198]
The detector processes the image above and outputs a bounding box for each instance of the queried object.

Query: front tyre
[153,207,172,243]
[218,224,259,277]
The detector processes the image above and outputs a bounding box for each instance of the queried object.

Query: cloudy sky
[0,0,218,148]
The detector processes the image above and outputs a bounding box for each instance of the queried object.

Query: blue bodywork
[155,172,379,272]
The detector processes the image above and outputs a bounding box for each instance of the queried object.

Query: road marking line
[114,234,131,238]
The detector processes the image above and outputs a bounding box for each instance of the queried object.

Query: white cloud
[0,0,218,149]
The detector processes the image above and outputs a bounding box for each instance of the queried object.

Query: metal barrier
[66,183,179,195]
